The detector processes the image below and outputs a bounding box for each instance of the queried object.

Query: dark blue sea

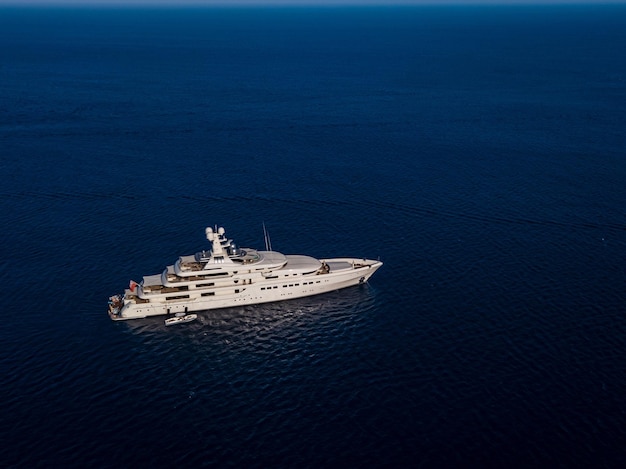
[1,4,625,467]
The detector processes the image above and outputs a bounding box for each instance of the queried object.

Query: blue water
[1,5,625,467]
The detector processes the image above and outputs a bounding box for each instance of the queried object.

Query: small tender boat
[164,314,197,326]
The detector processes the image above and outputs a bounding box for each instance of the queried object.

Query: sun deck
[325,261,354,271]
[282,255,321,273]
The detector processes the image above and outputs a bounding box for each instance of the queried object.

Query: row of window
[167,288,249,300]
[265,272,313,279]
[165,279,323,300]
[260,280,321,291]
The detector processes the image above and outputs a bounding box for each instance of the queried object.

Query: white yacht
[108,225,382,321]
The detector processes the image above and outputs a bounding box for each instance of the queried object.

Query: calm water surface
[1,5,625,467]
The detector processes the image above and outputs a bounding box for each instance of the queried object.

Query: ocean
[1,4,625,467]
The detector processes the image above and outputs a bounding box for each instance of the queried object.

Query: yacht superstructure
[108,225,382,320]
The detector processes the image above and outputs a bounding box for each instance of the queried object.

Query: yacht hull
[111,259,381,321]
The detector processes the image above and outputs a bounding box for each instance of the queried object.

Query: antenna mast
[262,222,272,251]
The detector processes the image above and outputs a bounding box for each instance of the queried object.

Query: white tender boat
[108,225,382,321]
[164,314,198,326]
